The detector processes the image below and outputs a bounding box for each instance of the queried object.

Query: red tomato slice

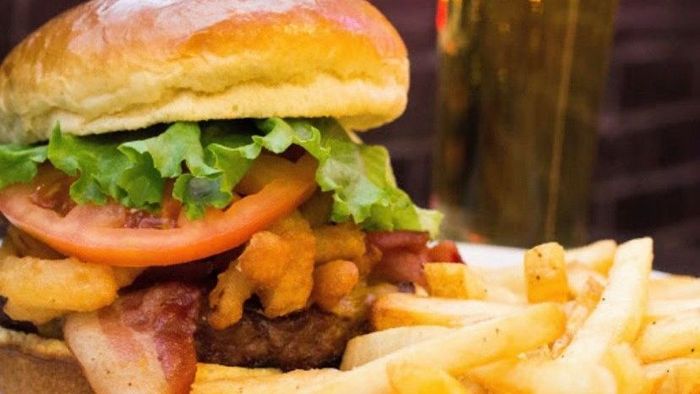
[0,155,318,267]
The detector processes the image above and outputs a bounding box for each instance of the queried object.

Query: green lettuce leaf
[0,119,442,236]
[0,144,48,190]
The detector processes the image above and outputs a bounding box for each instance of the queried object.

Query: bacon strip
[368,232,464,286]
[64,283,200,394]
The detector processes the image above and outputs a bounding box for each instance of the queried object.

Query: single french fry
[194,363,280,384]
[644,358,700,393]
[470,265,526,297]
[471,358,618,394]
[371,293,525,330]
[308,304,565,394]
[566,263,606,299]
[191,368,340,394]
[482,284,526,304]
[425,263,487,300]
[524,242,569,303]
[458,377,488,394]
[562,238,653,363]
[551,276,603,357]
[635,309,700,363]
[649,275,700,301]
[341,326,451,370]
[387,363,467,394]
[604,344,652,394]
[645,298,700,324]
[566,240,617,275]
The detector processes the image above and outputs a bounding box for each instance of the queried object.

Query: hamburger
[0,1,462,393]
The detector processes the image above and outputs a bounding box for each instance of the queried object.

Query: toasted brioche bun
[0,0,408,144]
[0,326,90,394]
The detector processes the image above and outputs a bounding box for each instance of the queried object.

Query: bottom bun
[0,326,91,394]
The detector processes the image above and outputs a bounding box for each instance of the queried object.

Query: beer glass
[433,0,618,247]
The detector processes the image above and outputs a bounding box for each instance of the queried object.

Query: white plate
[456,242,524,268]
[457,241,668,278]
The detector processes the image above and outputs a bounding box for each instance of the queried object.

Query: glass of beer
[432,0,618,247]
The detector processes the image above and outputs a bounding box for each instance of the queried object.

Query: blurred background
[0,0,698,274]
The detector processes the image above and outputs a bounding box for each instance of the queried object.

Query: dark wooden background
[1,0,698,274]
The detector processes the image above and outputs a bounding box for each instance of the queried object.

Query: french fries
[341,326,450,370]
[562,238,652,363]
[550,276,603,357]
[425,263,487,300]
[605,343,650,394]
[649,275,700,300]
[387,362,468,394]
[308,304,564,393]
[189,236,700,394]
[194,363,281,383]
[470,357,617,394]
[191,368,340,394]
[645,298,700,323]
[524,242,569,303]
[645,358,700,393]
[371,293,525,330]
[566,239,617,274]
[635,309,700,363]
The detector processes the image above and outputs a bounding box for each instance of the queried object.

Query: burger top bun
[0,0,408,144]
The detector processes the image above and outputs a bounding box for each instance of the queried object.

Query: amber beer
[433,0,618,247]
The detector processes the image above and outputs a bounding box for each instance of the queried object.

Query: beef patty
[196,303,368,371]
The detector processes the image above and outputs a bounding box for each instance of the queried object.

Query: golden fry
[424,263,487,300]
[604,344,651,394]
[649,275,700,301]
[194,363,280,384]
[524,242,569,303]
[341,326,450,370]
[563,238,652,363]
[191,368,340,394]
[309,304,565,394]
[371,293,525,330]
[566,263,606,299]
[387,362,468,394]
[635,309,700,363]
[470,358,616,394]
[645,358,700,393]
[566,240,617,275]
[551,276,603,357]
